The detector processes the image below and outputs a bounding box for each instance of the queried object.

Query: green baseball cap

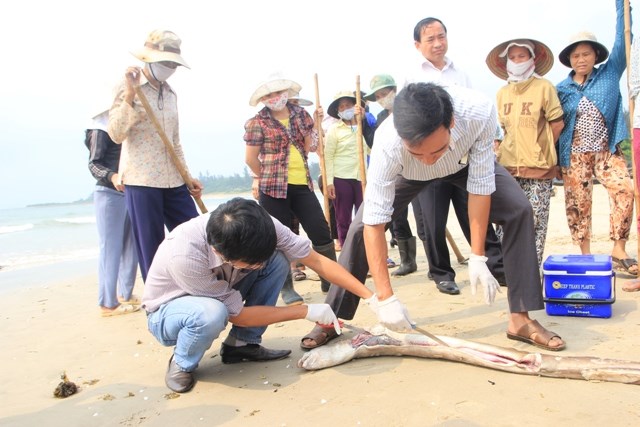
[364,74,397,101]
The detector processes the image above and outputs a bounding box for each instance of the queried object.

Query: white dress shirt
[403,56,472,88]
[362,85,497,226]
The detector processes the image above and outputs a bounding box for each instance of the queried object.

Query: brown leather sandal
[291,268,307,281]
[506,320,566,351]
[300,324,340,350]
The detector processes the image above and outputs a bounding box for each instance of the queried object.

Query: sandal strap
[517,320,560,346]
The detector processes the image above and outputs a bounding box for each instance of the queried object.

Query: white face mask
[377,91,396,111]
[263,92,289,111]
[149,62,177,82]
[339,107,355,121]
[506,58,535,82]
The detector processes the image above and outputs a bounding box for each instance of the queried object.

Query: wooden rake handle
[134,85,207,214]
[314,74,332,232]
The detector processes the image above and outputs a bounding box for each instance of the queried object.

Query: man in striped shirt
[313,82,566,353]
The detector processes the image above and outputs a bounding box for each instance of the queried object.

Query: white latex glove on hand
[468,253,501,305]
[363,294,379,315]
[376,295,415,332]
[305,304,341,335]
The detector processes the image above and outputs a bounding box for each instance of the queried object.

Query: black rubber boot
[313,242,337,293]
[391,237,417,277]
[280,272,303,305]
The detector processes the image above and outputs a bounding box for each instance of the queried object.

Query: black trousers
[324,164,543,320]
[389,204,415,240]
[259,185,332,246]
[415,180,504,283]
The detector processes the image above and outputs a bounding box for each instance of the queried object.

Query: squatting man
[141,197,412,393]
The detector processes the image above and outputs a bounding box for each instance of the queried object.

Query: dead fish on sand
[298,326,640,385]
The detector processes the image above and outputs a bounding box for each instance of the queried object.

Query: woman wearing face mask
[108,29,203,282]
[556,0,636,275]
[244,74,337,308]
[486,38,563,268]
[323,90,373,247]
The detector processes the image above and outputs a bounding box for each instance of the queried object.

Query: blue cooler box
[542,255,616,318]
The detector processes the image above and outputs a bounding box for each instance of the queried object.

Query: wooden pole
[313,74,332,231]
[355,75,367,194]
[623,0,640,254]
[445,228,467,264]
[134,85,208,214]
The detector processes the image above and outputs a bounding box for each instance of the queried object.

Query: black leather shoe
[165,355,195,393]
[427,271,434,281]
[436,281,460,295]
[220,343,291,364]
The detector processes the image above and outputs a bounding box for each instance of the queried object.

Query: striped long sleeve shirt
[142,213,311,316]
[362,85,497,226]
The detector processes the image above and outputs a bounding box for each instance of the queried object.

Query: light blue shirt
[363,85,497,226]
[556,0,630,167]
[629,36,640,127]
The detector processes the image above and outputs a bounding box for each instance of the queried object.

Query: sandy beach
[2,184,640,427]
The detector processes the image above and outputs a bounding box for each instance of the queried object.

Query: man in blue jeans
[142,198,379,393]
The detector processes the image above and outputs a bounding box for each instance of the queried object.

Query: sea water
[0,196,238,292]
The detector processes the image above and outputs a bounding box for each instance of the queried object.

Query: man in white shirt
[310,82,566,353]
[404,17,505,296]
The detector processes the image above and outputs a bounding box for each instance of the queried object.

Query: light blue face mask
[339,107,355,121]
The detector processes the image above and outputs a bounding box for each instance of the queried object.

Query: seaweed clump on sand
[53,372,78,398]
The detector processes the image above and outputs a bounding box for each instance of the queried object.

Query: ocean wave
[54,216,96,225]
[0,247,99,272]
[0,224,34,235]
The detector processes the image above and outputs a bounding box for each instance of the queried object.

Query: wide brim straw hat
[289,93,313,106]
[249,73,302,107]
[558,31,609,68]
[130,29,190,69]
[328,90,365,119]
[86,82,120,129]
[364,74,397,101]
[486,38,554,80]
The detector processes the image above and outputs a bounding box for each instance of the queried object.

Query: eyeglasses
[227,261,264,273]
[220,256,265,273]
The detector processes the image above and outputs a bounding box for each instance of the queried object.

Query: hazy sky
[0,0,625,209]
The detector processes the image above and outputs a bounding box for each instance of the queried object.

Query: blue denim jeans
[147,251,289,371]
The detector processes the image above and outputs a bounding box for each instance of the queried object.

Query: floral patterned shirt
[108,77,191,188]
[556,0,630,167]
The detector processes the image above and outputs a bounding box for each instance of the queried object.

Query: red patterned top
[244,104,315,199]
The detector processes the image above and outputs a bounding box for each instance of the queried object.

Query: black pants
[324,164,543,319]
[259,185,332,246]
[389,204,414,240]
[415,180,504,283]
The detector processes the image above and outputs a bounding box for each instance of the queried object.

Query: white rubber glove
[468,253,501,305]
[305,304,341,335]
[376,295,415,332]
[363,294,379,315]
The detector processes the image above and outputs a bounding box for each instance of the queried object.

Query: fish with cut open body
[298,326,640,386]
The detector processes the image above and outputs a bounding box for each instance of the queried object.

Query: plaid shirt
[244,104,314,198]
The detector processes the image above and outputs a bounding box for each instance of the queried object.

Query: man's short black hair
[393,82,454,147]
[413,17,447,42]
[206,197,277,264]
